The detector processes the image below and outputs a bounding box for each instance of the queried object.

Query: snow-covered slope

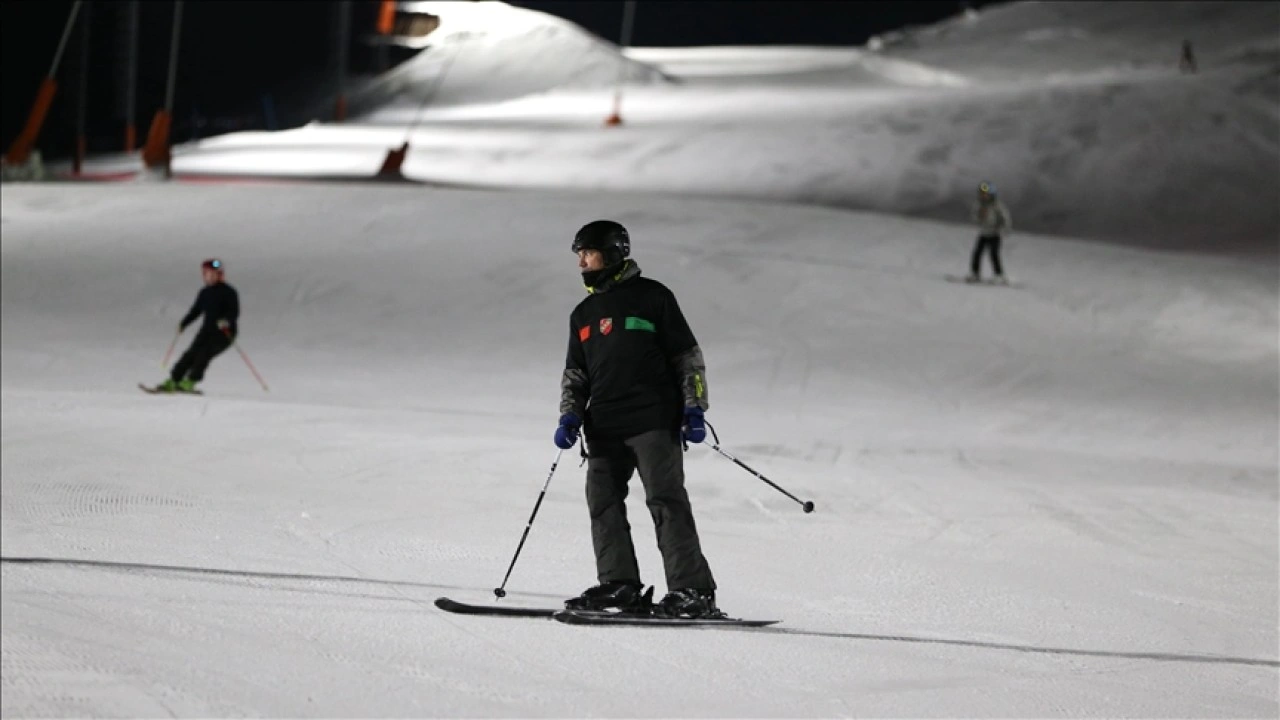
[6,5,1277,711]
[55,1,1279,253]
[2,182,1276,716]
[875,0,1280,81]
[346,0,667,115]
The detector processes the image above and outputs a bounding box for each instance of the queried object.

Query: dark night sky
[2,1,994,160]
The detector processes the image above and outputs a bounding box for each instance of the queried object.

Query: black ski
[435,597,779,628]
[553,610,779,628]
[138,382,203,396]
[434,596,561,618]
[943,274,1023,289]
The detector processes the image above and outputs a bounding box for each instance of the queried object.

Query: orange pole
[6,79,59,166]
[161,329,180,368]
[605,1,637,128]
[145,1,182,175]
[227,336,269,393]
[5,1,83,166]
[377,141,408,179]
[141,109,171,169]
[377,0,396,34]
[604,90,623,127]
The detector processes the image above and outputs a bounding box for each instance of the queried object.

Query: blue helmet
[978,181,997,198]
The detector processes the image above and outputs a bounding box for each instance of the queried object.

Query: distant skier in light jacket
[967,181,1011,284]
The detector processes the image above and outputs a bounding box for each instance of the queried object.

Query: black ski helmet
[572,220,630,266]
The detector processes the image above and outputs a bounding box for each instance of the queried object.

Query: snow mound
[348,1,667,118]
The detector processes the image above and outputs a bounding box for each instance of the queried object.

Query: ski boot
[156,378,178,393]
[964,273,981,284]
[177,378,198,393]
[564,581,652,613]
[654,588,725,619]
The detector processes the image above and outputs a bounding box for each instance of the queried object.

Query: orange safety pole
[605,1,636,128]
[141,110,171,169]
[5,1,84,166]
[375,0,395,72]
[8,79,59,166]
[382,30,466,180]
[377,0,396,34]
[604,90,623,127]
[143,0,182,175]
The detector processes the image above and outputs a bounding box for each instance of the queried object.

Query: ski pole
[161,329,180,368]
[494,448,564,599]
[225,330,269,392]
[706,421,814,513]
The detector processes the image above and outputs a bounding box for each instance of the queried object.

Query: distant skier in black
[1180,39,1197,74]
[554,219,722,619]
[155,258,239,393]
[967,181,1012,284]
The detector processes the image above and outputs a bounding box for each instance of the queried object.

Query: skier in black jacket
[156,258,239,393]
[555,220,721,619]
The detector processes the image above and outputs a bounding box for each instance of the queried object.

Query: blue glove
[554,413,581,449]
[682,407,706,444]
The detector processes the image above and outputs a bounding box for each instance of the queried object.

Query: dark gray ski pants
[171,331,232,383]
[584,429,716,591]
[970,233,1004,277]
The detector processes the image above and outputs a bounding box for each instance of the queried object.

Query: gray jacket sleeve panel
[654,285,708,411]
[559,367,588,417]
[672,345,709,411]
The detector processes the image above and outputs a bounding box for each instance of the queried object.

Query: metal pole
[493,449,565,599]
[617,0,636,89]
[164,1,183,114]
[50,0,85,77]
[705,422,816,513]
[619,1,637,52]
[74,1,92,174]
[161,328,180,368]
[229,340,270,393]
[124,0,139,151]
[335,0,351,121]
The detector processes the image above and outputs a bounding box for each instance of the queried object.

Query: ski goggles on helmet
[202,258,223,271]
